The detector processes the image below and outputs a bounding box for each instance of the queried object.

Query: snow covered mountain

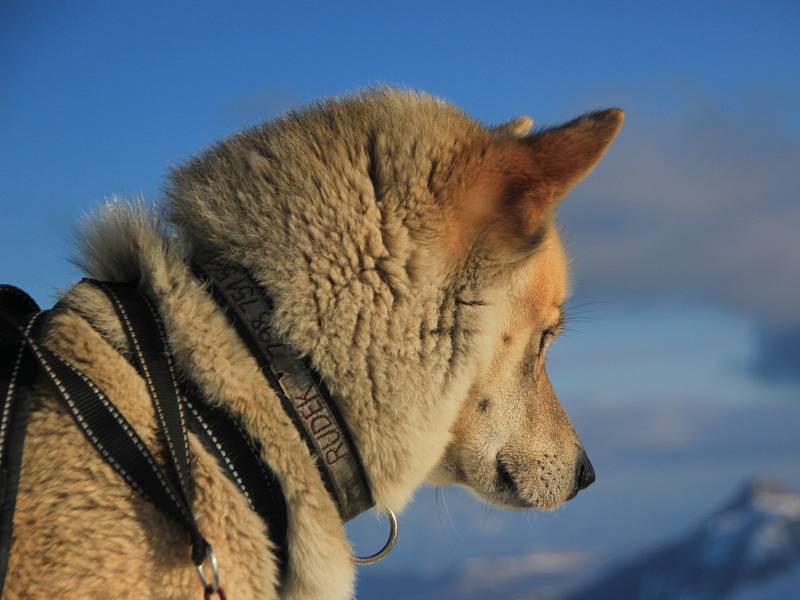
[571,478,800,599]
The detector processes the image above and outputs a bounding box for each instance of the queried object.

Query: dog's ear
[522,108,624,203]
[491,116,534,137]
[450,108,624,260]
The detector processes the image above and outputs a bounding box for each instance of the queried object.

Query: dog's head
[427,109,623,510]
[167,90,623,511]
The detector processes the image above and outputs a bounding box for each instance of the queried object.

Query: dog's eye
[537,329,555,355]
[540,331,552,352]
[536,310,566,356]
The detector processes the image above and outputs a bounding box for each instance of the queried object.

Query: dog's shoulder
[8,286,282,599]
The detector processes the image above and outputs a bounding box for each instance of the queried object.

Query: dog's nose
[575,448,595,492]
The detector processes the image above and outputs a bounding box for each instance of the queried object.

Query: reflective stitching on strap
[182,387,290,581]
[139,293,192,481]
[0,321,32,464]
[184,397,254,509]
[92,281,194,498]
[2,284,217,593]
[15,315,189,511]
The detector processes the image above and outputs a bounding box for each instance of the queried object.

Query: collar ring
[352,509,398,565]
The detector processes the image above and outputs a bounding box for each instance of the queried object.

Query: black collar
[190,249,374,522]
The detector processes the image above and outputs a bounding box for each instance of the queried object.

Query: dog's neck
[70,181,491,596]
[72,199,484,596]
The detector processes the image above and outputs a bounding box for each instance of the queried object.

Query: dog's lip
[493,458,539,508]
[460,463,556,509]
[495,459,518,495]
[494,490,536,508]
[459,474,535,508]
[491,480,539,508]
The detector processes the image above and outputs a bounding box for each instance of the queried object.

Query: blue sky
[2,0,798,593]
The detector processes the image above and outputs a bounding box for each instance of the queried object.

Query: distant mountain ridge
[357,550,595,600]
[571,477,800,599]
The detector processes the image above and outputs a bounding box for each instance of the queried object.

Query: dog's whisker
[564,314,599,322]
[485,497,497,523]
[560,326,584,336]
[437,486,447,522]
[435,486,448,531]
[565,300,610,310]
[438,487,462,541]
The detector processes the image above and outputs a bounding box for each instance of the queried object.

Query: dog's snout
[575,448,595,492]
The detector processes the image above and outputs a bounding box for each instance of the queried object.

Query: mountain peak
[740,476,793,501]
[727,476,800,516]
[573,476,800,599]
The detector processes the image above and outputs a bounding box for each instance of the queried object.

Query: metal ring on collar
[352,508,398,565]
[196,545,221,592]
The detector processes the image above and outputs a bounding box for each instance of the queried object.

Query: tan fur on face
[7,89,622,599]
[428,227,580,510]
[427,108,624,510]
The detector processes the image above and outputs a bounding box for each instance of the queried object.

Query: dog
[5,88,622,599]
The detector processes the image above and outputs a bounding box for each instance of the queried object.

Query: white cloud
[559,85,800,329]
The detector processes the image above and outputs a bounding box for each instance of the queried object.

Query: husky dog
[5,89,622,599]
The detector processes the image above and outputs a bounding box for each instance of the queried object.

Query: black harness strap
[0,286,41,594]
[183,385,289,578]
[83,280,210,565]
[0,276,307,593]
[62,280,290,584]
[86,281,290,582]
[0,284,213,594]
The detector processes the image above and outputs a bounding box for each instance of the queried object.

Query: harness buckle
[196,545,222,595]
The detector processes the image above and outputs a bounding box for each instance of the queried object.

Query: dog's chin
[461,481,564,511]
[428,459,571,511]
[459,465,574,511]
[486,489,538,509]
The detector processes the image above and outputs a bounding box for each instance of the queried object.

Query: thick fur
[7,88,622,599]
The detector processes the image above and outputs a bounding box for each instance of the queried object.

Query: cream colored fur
[7,88,622,599]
